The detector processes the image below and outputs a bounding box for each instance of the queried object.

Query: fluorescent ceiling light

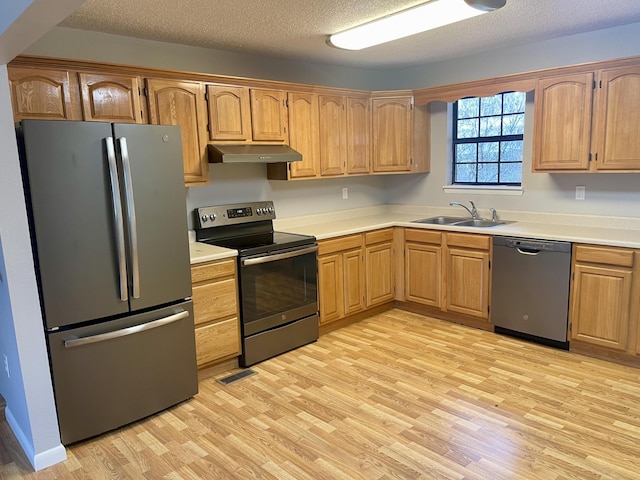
[327,0,506,51]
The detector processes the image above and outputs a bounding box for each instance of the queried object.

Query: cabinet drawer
[192,278,238,326]
[574,245,634,267]
[405,228,442,245]
[365,228,394,245]
[191,259,236,284]
[446,232,490,250]
[194,317,240,366]
[318,234,363,255]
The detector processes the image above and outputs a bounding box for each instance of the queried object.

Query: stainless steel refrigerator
[17,120,198,445]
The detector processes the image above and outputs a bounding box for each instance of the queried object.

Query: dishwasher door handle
[516,247,541,256]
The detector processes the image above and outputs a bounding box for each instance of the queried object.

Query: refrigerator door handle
[63,310,190,348]
[105,137,128,302]
[119,137,141,299]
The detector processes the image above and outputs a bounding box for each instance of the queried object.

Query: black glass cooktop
[200,230,316,256]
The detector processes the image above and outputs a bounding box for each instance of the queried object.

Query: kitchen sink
[412,216,511,228]
[412,216,466,225]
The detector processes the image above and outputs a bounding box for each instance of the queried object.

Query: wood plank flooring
[3,309,640,479]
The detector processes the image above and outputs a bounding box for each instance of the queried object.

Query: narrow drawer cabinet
[191,259,241,367]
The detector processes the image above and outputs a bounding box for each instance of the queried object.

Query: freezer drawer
[47,300,198,445]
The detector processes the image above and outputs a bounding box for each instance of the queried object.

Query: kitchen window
[452,92,525,185]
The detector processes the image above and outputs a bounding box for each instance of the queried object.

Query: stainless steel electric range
[194,201,318,367]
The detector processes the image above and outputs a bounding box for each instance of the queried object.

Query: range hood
[208,144,302,163]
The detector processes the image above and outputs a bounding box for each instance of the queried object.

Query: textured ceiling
[59,0,640,68]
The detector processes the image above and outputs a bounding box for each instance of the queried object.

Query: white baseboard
[5,406,67,471]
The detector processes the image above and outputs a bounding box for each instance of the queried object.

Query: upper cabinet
[78,73,144,123]
[206,84,252,142]
[287,92,320,179]
[8,66,81,121]
[346,96,371,174]
[249,88,289,143]
[371,94,430,174]
[145,78,210,186]
[533,65,640,172]
[318,95,347,176]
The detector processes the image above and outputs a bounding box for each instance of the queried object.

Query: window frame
[451,92,525,186]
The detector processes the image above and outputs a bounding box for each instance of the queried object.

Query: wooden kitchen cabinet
[317,234,365,325]
[444,233,491,320]
[570,245,633,351]
[191,259,241,368]
[371,94,430,174]
[404,229,442,308]
[8,66,81,121]
[145,78,210,186]
[78,72,144,123]
[365,229,395,306]
[318,94,347,176]
[287,92,320,179]
[249,88,289,142]
[346,95,371,174]
[206,84,252,142]
[533,65,640,172]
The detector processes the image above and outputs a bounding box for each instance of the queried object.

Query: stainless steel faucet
[450,201,478,219]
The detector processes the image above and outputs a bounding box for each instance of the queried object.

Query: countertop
[190,205,640,264]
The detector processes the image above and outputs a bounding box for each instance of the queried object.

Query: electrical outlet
[342,187,348,199]
[575,185,586,200]
[3,354,9,379]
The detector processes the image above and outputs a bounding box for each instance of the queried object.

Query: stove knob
[201,214,208,223]
[268,206,274,214]
[209,213,216,222]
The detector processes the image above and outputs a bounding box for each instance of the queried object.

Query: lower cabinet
[190,258,241,367]
[317,234,365,325]
[403,229,491,321]
[570,244,634,351]
[365,229,395,306]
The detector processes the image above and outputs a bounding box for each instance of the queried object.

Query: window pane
[503,92,526,114]
[503,113,525,135]
[480,94,502,116]
[456,143,477,163]
[457,97,479,118]
[500,141,523,161]
[500,163,522,183]
[455,163,476,182]
[478,163,499,183]
[480,116,501,136]
[457,119,479,138]
[479,142,499,162]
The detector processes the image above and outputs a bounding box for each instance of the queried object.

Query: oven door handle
[241,245,318,267]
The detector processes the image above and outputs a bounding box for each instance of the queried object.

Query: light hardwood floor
[2,309,640,479]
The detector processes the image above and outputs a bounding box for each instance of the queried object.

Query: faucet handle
[489,208,498,221]
[469,200,478,219]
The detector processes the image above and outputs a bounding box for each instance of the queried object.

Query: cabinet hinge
[592,80,596,89]
[143,87,149,97]
[138,86,141,96]
[489,260,491,269]
[589,153,592,162]
[207,123,210,133]
[284,99,288,107]
[205,92,209,101]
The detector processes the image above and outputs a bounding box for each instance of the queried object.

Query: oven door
[239,244,318,335]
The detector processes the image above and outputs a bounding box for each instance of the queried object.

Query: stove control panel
[195,201,276,228]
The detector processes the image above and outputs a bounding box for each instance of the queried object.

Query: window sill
[442,185,523,196]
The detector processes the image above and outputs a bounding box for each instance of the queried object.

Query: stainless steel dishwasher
[491,236,572,349]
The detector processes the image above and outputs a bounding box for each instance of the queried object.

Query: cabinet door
[79,73,144,123]
[250,88,288,142]
[319,95,347,176]
[405,242,441,307]
[206,84,252,141]
[146,78,209,185]
[366,242,395,306]
[288,92,320,179]
[532,73,593,171]
[346,96,371,174]
[371,96,412,172]
[8,66,81,121]
[343,248,365,316]
[571,264,631,350]
[445,247,490,319]
[318,254,343,324]
[594,66,640,170]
